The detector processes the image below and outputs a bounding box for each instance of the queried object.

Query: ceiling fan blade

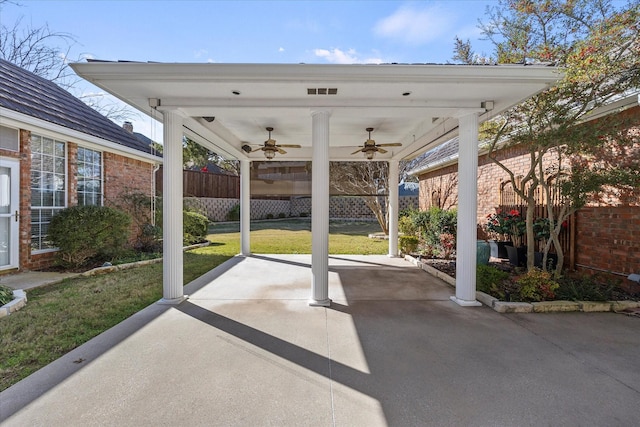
[378,143,402,147]
[251,146,264,152]
[377,147,388,154]
[277,148,287,154]
[277,144,302,148]
[351,148,364,155]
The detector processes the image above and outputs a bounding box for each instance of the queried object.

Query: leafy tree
[454,0,640,276]
[183,137,239,174]
[330,161,390,234]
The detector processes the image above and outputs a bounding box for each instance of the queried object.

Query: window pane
[55,142,65,157]
[31,189,42,207]
[43,155,54,173]
[42,190,53,206]
[43,138,54,155]
[31,135,42,154]
[55,158,65,174]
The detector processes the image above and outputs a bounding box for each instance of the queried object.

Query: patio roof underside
[70,63,561,161]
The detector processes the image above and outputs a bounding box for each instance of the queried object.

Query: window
[31,134,66,251]
[77,147,102,206]
[0,125,19,151]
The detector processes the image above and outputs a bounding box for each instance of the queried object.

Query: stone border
[404,254,640,314]
[0,290,27,318]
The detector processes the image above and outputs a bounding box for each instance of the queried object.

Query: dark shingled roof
[410,137,460,175]
[0,59,156,156]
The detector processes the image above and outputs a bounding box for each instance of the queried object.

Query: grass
[209,219,388,254]
[0,220,386,391]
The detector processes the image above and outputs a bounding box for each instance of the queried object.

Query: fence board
[155,168,240,199]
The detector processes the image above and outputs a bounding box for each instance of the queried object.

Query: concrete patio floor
[1,255,639,426]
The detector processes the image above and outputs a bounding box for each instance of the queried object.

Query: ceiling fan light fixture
[264,149,275,160]
[365,150,375,160]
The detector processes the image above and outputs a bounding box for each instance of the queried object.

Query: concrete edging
[404,254,640,314]
[0,289,27,318]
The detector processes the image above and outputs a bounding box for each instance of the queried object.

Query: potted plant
[486,208,525,259]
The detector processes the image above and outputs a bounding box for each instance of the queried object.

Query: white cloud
[279,47,285,52]
[314,48,383,64]
[374,4,454,45]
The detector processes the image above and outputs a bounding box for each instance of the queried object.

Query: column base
[158,295,189,305]
[308,298,332,307]
[449,296,482,307]
[387,253,400,258]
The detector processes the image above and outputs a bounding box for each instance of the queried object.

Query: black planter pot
[506,245,527,267]
[489,240,513,259]
[534,252,558,270]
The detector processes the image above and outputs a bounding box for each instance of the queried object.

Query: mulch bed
[421,256,639,301]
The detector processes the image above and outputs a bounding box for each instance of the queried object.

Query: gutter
[0,107,162,164]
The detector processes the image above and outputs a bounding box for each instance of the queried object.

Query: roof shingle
[0,59,156,155]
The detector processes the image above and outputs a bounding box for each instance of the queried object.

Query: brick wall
[103,152,155,203]
[575,206,640,278]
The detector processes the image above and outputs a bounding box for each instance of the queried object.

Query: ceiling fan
[351,127,402,160]
[249,127,301,160]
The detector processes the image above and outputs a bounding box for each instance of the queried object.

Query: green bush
[0,285,14,305]
[476,264,510,300]
[399,215,417,236]
[406,207,457,252]
[266,213,274,219]
[278,212,287,218]
[48,205,131,268]
[513,268,559,302]
[226,204,240,221]
[183,211,209,245]
[399,235,419,254]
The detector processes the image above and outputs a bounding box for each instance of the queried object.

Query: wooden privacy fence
[156,168,240,198]
[500,180,576,269]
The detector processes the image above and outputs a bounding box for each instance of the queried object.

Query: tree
[330,161,390,234]
[182,137,239,174]
[0,1,135,121]
[455,0,640,275]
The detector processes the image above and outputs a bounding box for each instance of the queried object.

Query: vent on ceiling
[307,88,338,95]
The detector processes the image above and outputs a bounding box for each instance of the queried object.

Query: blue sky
[3,0,500,140]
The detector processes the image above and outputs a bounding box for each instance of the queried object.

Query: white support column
[388,159,399,257]
[451,113,482,306]
[309,109,331,307]
[159,110,186,304]
[240,159,251,256]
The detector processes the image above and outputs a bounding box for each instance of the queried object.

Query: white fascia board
[71,62,562,85]
[0,107,162,164]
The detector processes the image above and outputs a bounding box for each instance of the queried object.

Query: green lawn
[208,219,388,254]
[0,220,386,391]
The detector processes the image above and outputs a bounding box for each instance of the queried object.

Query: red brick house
[410,94,640,283]
[0,59,161,272]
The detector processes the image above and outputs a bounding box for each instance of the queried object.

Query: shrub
[439,233,455,259]
[399,235,419,254]
[512,268,559,302]
[399,215,417,236]
[135,223,162,253]
[278,212,287,218]
[266,213,274,219]
[476,265,510,300]
[183,210,209,245]
[226,204,240,221]
[556,273,616,301]
[48,205,131,268]
[0,285,14,305]
[300,212,309,217]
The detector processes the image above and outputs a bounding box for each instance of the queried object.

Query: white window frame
[76,146,103,206]
[30,134,67,254]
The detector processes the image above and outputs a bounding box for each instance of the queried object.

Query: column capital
[310,108,332,117]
